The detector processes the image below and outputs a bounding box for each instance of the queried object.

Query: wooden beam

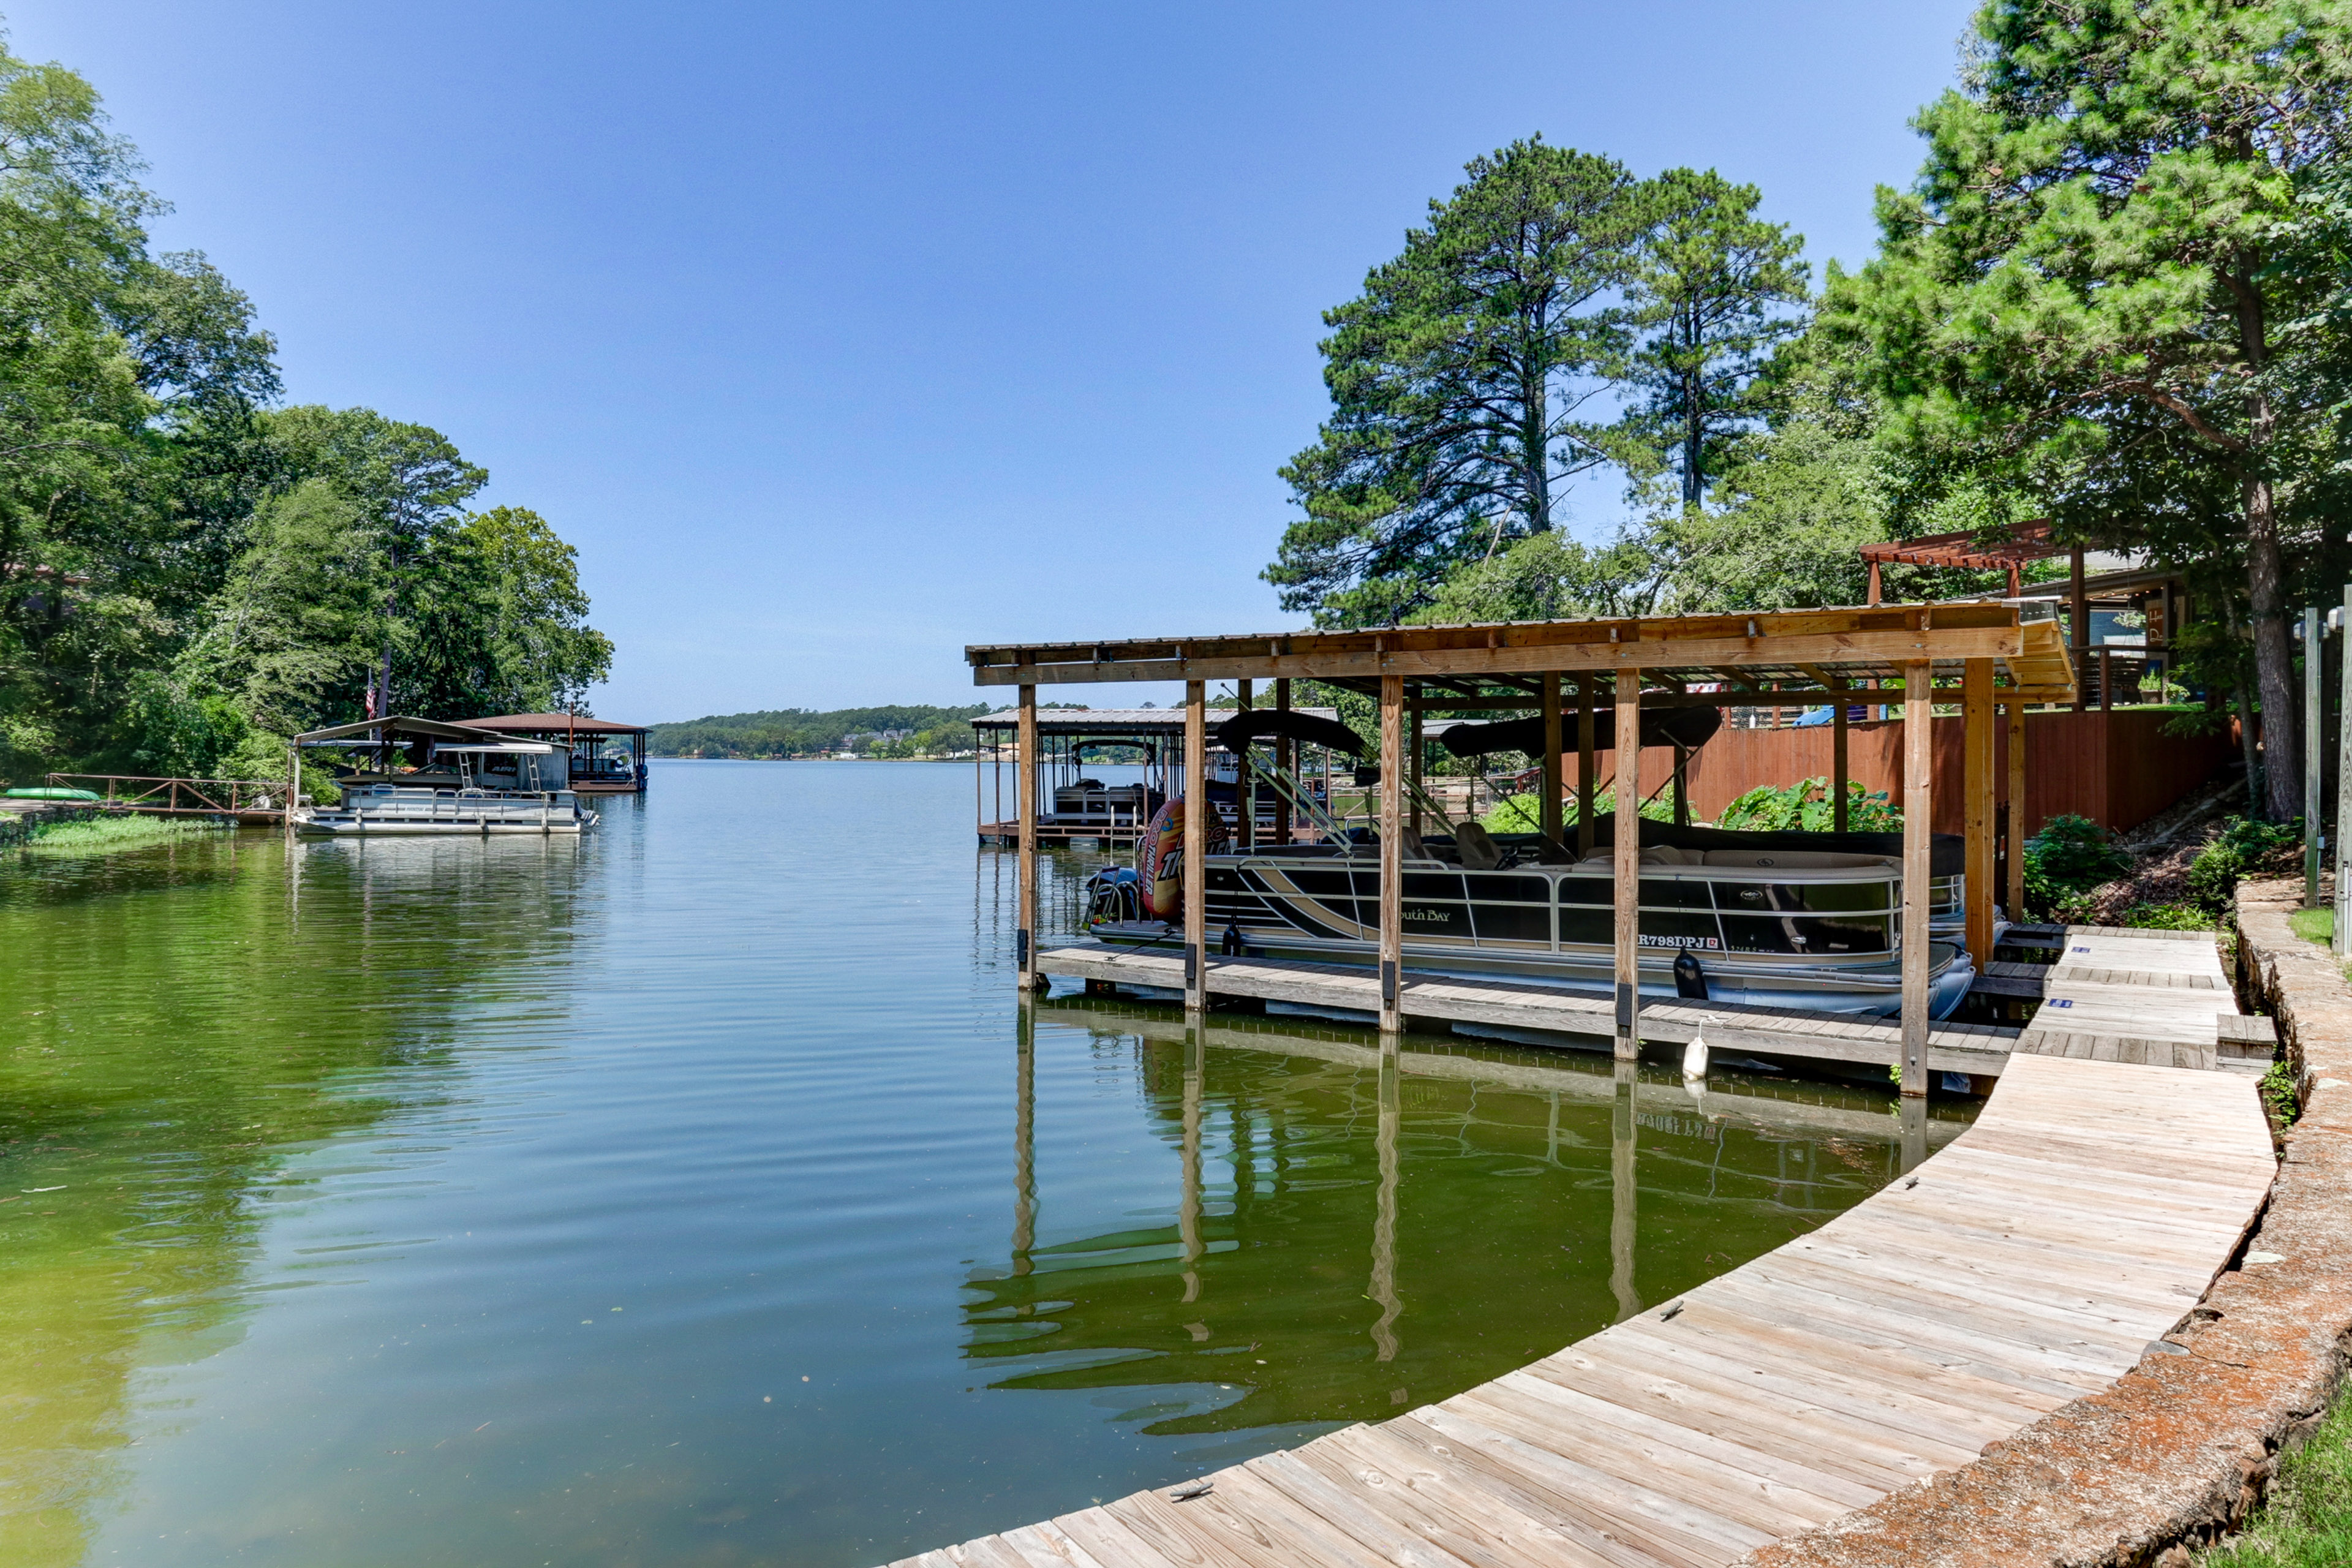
[1274,677,1292,842]
[1901,661,1931,1097]
[1832,689,1850,834]
[2007,696,2027,919]
[969,625,2028,687]
[1613,670,1641,1064]
[1408,698,1423,840]
[1379,673,1404,1035]
[1963,658,1996,960]
[1577,683,1597,858]
[1236,678,1253,850]
[1018,684,1040,991]
[1184,679,1206,1013]
[1540,673,1562,849]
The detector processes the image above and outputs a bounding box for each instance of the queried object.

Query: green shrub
[2021,814,2130,916]
[2118,902,2215,931]
[1716,777,1902,833]
[1479,784,1680,834]
[2187,815,2301,913]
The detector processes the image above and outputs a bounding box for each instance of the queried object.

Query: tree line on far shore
[1272,0,2352,822]
[0,36,609,786]
[648,705,992,760]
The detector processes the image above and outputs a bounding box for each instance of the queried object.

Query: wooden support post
[2338,588,2352,954]
[1540,673,1562,851]
[1613,671,1641,1063]
[1576,683,1597,858]
[2007,698,2027,921]
[2070,545,2089,714]
[1963,658,1996,960]
[1900,662,1931,1097]
[1184,679,1207,1012]
[284,742,298,845]
[2099,647,2113,712]
[1408,698,1423,840]
[1237,678,1254,850]
[1379,673,1404,1035]
[1832,691,1850,834]
[1275,677,1292,841]
[2307,607,2323,908]
[1017,684,1040,991]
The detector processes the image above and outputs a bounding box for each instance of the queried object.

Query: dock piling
[1613,671,1640,1063]
[1901,660,1932,1095]
[1185,679,1207,1014]
[1017,685,1039,990]
[1378,673,1404,1035]
[1964,657,1996,958]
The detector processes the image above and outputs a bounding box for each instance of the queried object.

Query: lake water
[0,761,1959,1567]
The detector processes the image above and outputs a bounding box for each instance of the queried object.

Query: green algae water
[0,762,1964,1567]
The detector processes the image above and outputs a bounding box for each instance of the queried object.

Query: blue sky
[18,1,1975,722]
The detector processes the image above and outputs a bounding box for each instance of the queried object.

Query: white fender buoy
[1682,1031,1709,1082]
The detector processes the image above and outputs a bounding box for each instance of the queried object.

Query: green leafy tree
[1267,138,1651,625]
[1619,169,1809,510]
[1823,0,2352,820]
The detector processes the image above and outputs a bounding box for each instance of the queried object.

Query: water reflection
[962,1000,1969,1442]
[0,832,593,1566]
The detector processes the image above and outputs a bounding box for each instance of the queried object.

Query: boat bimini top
[1436,705,1722,758]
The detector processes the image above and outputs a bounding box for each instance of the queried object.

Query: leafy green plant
[2118,902,2214,932]
[1479,784,1681,834]
[2188,816,2302,913]
[2022,815,2129,916]
[1716,777,1901,833]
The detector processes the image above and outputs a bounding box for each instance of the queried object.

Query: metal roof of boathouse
[965,600,2078,703]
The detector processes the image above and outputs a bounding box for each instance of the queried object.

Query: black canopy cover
[1213,708,1367,759]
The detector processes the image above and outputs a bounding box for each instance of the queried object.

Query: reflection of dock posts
[1540,674,1562,849]
[1610,1058,1642,1322]
[1897,1093,1928,1177]
[1378,673,1405,1036]
[1180,1022,1205,1303]
[1575,682,1596,858]
[1013,1001,1036,1278]
[1900,660,1932,1096]
[1612,671,1641,1063]
[1184,679,1208,1014]
[1370,1036,1402,1362]
[1017,685,1041,991]
[1963,658,1996,960]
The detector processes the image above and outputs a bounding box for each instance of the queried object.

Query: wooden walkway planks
[878,1055,2274,1568]
[2003,925,2247,1072]
[1036,946,2021,1079]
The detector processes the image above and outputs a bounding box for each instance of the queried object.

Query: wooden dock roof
[967,601,2076,704]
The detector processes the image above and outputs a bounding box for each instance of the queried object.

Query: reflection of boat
[1085,708,1977,1019]
[290,718,598,838]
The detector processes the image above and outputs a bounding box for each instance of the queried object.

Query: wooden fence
[1668,707,2235,836]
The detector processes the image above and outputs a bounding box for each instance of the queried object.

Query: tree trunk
[2247,478,2298,821]
[2237,682,2264,821]
[1525,364,1551,532]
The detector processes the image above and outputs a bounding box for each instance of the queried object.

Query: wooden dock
[879,1052,2275,1568]
[1035,922,2269,1080]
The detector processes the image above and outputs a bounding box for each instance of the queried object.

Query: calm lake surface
[1,761,1963,1567]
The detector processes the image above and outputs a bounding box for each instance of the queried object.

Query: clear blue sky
[16,1,1975,722]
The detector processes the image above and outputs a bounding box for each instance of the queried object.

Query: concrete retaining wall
[1738,875,2352,1567]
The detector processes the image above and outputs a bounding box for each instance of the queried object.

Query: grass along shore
[12,813,232,856]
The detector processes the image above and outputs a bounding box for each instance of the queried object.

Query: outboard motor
[1084,865,1145,925]
[1673,952,1711,1001]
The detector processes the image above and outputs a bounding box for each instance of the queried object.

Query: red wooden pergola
[1860,522,2064,603]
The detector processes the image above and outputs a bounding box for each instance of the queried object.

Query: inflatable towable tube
[1137,797,1230,921]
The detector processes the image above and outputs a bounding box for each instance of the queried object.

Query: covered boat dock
[970,601,2081,1093]
[458,714,650,793]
